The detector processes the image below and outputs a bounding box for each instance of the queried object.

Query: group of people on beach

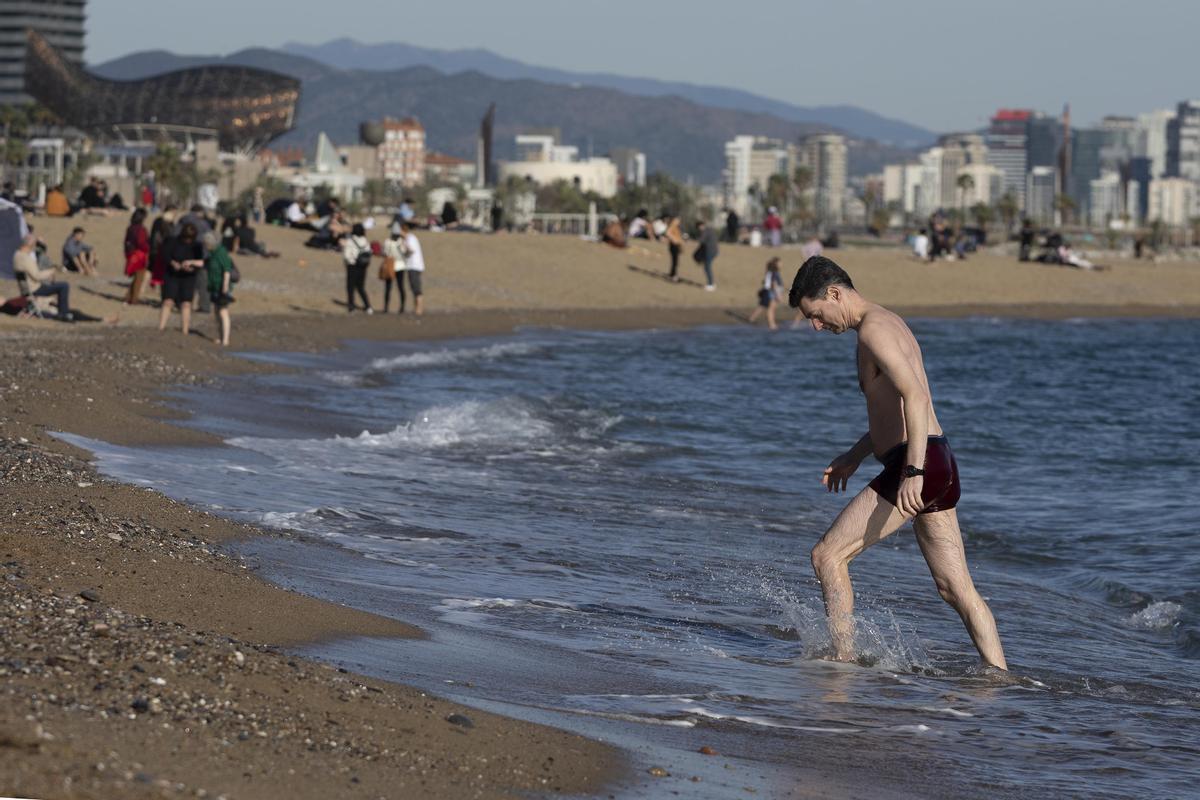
[341,218,426,315]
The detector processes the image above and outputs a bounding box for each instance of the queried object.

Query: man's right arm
[845,432,873,463]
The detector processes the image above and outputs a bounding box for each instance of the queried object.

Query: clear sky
[86,0,1196,133]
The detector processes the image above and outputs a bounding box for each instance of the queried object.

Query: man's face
[799,288,847,334]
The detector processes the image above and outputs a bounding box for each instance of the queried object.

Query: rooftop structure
[23,29,299,150]
[0,0,84,105]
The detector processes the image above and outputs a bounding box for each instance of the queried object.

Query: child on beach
[747,257,784,330]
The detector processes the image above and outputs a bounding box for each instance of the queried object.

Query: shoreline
[1,312,653,799]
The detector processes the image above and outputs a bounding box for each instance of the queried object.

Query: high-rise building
[1025,166,1057,225]
[1147,177,1197,226]
[722,135,797,218]
[1166,100,1200,181]
[987,110,1032,208]
[801,133,847,224]
[1136,109,1176,179]
[377,117,425,186]
[0,0,85,105]
[1069,128,1111,220]
[1088,171,1123,228]
[937,133,988,209]
[1127,156,1153,224]
[915,146,943,219]
[883,163,923,217]
[1026,114,1060,171]
[609,148,646,188]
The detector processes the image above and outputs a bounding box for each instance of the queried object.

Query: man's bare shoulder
[857,306,913,352]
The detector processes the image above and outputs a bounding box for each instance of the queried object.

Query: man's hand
[821,452,862,493]
[897,475,925,517]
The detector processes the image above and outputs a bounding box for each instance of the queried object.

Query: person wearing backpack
[342,222,374,314]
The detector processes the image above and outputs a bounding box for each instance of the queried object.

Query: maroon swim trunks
[868,435,960,514]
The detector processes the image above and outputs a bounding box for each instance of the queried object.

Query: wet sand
[2,215,1199,798]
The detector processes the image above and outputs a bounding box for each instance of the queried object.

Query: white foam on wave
[684,703,861,733]
[368,342,542,372]
[1126,601,1183,629]
[230,398,623,458]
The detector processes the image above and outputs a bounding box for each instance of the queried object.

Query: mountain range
[281,38,936,148]
[92,44,926,183]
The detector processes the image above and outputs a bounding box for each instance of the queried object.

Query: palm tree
[955,173,975,218]
[970,203,994,231]
[996,192,1019,233]
[1054,194,1076,226]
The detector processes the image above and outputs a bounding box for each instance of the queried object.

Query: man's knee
[810,539,840,579]
[933,575,976,609]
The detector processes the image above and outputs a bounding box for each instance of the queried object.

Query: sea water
[69,319,1200,799]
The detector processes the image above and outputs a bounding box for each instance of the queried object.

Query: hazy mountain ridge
[282,38,936,147]
[91,49,917,182]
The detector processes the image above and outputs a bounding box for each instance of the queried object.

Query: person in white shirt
[398,220,425,316]
[341,223,373,313]
[286,200,317,231]
[380,232,407,312]
[912,228,930,260]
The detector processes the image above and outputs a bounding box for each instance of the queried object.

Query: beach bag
[692,243,706,264]
[124,249,147,277]
[378,256,396,281]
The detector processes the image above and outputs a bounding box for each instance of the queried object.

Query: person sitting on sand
[62,227,99,275]
[1057,243,1101,270]
[627,209,653,240]
[601,217,626,249]
[231,217,279,258]
[747,257,785,330]
[13,233,73,321]
[44,184,70,217]
[285,199,318,231]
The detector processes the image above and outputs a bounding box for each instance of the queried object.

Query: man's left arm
[861,324,930,517]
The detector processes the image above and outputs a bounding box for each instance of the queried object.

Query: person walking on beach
[342,223,374,313]
[122,208,150,305]
[764,207,783,247]
[788,256,1007,670]
[747,257,784,330]
[379,230,406,313]
[694,220,719,291]
[203,231,235,346]
[158,222,204,336]
[398,220,425,316]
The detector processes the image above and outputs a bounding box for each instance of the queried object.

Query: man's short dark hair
[788,256,854,308]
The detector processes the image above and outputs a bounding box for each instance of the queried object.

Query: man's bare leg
[810,487,908,661]
[913,509,1007,670]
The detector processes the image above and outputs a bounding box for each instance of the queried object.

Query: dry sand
[7,213,1200,331]
[2,213,1198,799]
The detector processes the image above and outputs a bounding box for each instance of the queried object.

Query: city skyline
[85,0,1198,134]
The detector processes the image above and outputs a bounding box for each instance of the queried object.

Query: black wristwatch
[902,465,925,478]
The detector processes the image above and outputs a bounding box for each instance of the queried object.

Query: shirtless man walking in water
[789,256,1007,669]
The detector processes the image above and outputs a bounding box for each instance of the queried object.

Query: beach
[3,217,1199,799]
